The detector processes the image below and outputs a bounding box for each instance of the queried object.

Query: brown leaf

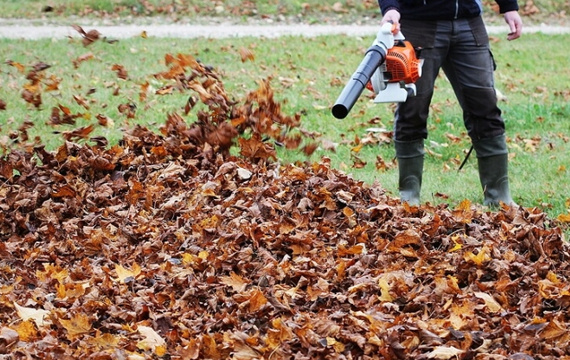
[72,52,95,69]
[52,184,76,198]
[111,64,128,79]
[220,272,249,292]
[58,125,94,141]
[21,88,42,108]
[0,327,19,353]
[6,59,26,73]
[239,133,276,161]
[73,94,90,109]
[84,30,101,46]
[239,47,255,62]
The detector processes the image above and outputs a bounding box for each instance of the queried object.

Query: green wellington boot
[473,135,516,207]
[395,139,424,206]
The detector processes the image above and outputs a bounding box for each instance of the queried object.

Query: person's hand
[504,10,523,40]
[381,9,401,34]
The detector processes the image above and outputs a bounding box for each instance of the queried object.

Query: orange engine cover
[385,40,421,84]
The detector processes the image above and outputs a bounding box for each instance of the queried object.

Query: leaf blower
[331,22,423,119]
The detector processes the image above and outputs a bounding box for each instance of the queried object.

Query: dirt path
[0,21,569,39]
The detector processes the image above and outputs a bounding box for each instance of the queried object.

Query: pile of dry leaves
[1,50,569,360]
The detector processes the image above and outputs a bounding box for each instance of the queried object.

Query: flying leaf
[239,134,277,161]
[6,59,26,73]
[112,64,129,79]
[59,124,95,142]
[72,52,95,68]
[73,94,90,109]
[239,47,255,62]
[72,24,101,46]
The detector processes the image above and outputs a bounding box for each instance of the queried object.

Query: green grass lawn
[0,20,569,230]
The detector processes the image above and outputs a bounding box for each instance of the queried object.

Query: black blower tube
[331,45,387,119]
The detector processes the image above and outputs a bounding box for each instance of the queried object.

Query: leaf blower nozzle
[331,22,423,118]
[332,46,387,119]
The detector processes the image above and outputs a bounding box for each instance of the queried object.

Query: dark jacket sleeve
[495,0,519,13]
[378,0,400,15]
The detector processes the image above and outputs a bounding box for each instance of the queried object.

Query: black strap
[458,145,473,171]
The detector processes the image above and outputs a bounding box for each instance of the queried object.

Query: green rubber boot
[473,135,516,207]
[395,139,424,206]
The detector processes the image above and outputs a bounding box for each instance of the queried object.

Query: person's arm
[496,0,522,40]
[503,10,523,40]
[378,0,400,16]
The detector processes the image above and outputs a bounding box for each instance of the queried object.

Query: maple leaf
[96,113,114,127]
[239,134,277,162]
[220,272,249,292]
[51,184,76,198]
[12,321,37,342]
[59,313,92,340]
[87,330,122,350]
[464,245,491,266]
[114,263,142,283]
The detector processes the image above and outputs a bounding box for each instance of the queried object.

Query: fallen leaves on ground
[1,48,570,360]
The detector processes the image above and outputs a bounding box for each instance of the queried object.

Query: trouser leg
[440,18,515,206]
[391,20,441,205]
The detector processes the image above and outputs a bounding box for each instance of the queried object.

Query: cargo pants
[393,16,506,145]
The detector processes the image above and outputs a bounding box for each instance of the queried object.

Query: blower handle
[331,45,387,119]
